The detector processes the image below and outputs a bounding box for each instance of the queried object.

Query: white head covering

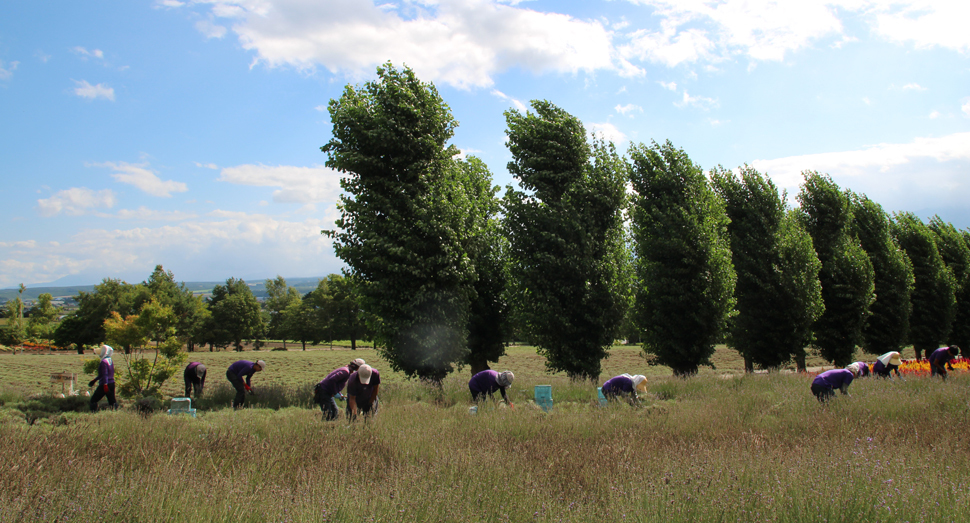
[255,360,266,370]
[877,352,900,366]
[98,344,114,365]
[195,364,207,378]
[496,371,514,388]
[846,362,861,377]
[358,364,374,385]
[632,375,648,392]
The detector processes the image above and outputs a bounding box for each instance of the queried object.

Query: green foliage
[503,101,629,380]
[283,292,325,350]
[851,194,913,354]
[893,212,956,359]
[323,63,483,383]
[314,274,372,350]
[27,293,61,347]
[206,277,264,351]
[928,216,970,356]
[53,278,150,353]
[797,172,874,366]
[263,275,302,346]
[630,140,736,376]
[711,166,822,370]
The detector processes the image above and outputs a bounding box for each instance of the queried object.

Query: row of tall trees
[322,62,970,380]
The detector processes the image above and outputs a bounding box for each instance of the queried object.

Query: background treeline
[6,63,970,387]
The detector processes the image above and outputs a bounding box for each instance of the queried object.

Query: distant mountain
[0,276,327,303]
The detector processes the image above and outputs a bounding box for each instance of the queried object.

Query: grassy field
[1,344,962,522]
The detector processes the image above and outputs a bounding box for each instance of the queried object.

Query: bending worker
[846,362,869,378]
[226,359,265,409]
[468,370,514,406]
[346,364,380,420]
[873,351,903,379]
[601,373,648,403]
[89,344,117,412]
[929,346,960,380]
[183,362,207,399]
[314,358,365,421]
[811,366,860,402]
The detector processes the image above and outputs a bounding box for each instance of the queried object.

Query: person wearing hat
[468,370,514,406]
[601,374,648,404]
[313,358,365,421]
[183,362,207,399]
[226,359,265,409]
[872,351,904,380]
[810,367,858,402]
[846,362,870,378]
[346,364,380,420]
[89,344,117,412]
[928,346,960,380]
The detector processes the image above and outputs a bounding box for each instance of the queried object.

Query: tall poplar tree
[630,141,735,376]
[928,216,970,357]
[797,172,874,366]
[503,100,629,380]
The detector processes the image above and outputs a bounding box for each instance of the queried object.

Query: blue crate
[167,397,197,417]
[534,385,553,412]
[597,387,608,407]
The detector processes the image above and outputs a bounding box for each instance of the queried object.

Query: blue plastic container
[534,385,553,412]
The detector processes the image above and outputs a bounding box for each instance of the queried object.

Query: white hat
[255,360,266,370]
[846,363,861,377]
[195,364,207,378]
[878,352,901,366]
[358,364,373,384]
[632,375,648,392]
[496,371,514,388]
[350,358,366,369]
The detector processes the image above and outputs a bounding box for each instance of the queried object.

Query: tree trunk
[76,345,84,355]
[743,354,754,373]
[302,340,306,351]
[795,349,807,372]
[469,356,491,376]
[350,333,357,351]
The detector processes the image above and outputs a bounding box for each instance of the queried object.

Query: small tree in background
[630,140,736,376]
[27,293,61,348]
[319,274,370,351]
[711,166,822,371]
[928,216,970,357]
[264,275,301,349]
[504,101,629,380]
[798,172,874,367]
[206,277,264,351]
[894,212,956,359]
[851,194,913,355]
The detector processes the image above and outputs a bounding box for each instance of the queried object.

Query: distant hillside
[0,276,327,303]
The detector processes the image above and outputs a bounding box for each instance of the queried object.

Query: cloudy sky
[1,0,968,288]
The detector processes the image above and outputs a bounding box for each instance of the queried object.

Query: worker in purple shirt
[872,351,904,380]
[89,344,117,412]
[346,364,380,420]
[226,359,265,409]
[468,370,514,406]
[313,358,365,421]
[846,362,870,378]
[929,346,960,380]
[601,374,648,404]
[811,367,859,402]
[183,362,207,399]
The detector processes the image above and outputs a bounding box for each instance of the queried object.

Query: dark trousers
[184,368,205,398]
[811,383,835,402]
[931,364,948,380]
[90,382,117,412]
[226,370,247,408]
[346,398,378,421]
[314,387,339,421]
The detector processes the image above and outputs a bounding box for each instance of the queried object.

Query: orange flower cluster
[898,356,970,376]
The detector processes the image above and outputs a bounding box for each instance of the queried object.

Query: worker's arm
[348,395,358,419]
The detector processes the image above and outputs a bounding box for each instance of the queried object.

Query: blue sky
[1,0,968,288]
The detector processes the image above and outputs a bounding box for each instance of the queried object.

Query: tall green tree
[53,279,150,354]
[711,166,823,371]
[322,63,477,382]
[630,140,735,376]
[264,275,301,348]
[316,274,370,351]
[928,216,970,357]
[283,292,327,351]
[27,293,61,348]
[851,194,914,355]
[797,172,874,366]
[206,277,264,352]
[893,212,957,359]
[503,101,629,380]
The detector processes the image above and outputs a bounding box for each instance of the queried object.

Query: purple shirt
[347,369,381,404]
[317,366,351,396]
[468,370,502,395]
[98,359,115,385]
[602,375,634,395]
[872,360,887,374]
[228,360,258,385]
[929,348,956,367]
[812,369,853,390]
[850,362,870,377]
[186,362,206,386]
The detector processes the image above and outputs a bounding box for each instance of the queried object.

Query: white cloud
[902,83,927,91]
[963,101,970,117]
[114,207,198,221]
[871,1,970,53]
[675,90,717,109]
[0,210,340,288]
[154,0,185,7]
[73,80,115,101]
[36,188,116,217]
[194,162,219,170]
[314,105,327,112]
[490,89,528,112]
[658,80,677,91]
[587,122,627,144]
[862,96,871,105]
[199,0,620,88]
[929,110,940,119]
[0,60,19,80]
[218,164,343,204]
[95,161,188,197]
[752,131,970,212]
[195,20,228,39]
[615,103,643,116]
[71,47,105,60]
